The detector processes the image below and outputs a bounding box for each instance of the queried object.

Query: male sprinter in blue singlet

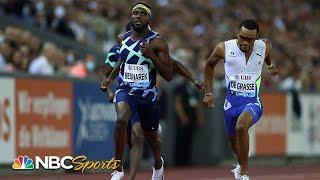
[203,19,279,180]
[104,26,203,180]
[101,2,173,180]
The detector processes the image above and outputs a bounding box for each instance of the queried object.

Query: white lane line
[197,172,320,180]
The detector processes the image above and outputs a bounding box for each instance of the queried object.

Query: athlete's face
[237,27,257,52]
[132,8,150,32]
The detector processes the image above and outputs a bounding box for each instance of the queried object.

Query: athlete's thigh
[137,100,160,132]
[126,113,137,136]
[240,103,263,126]
[115,102,132,123]
[224,108,238,136]
[224,100,238,136]
[114,90,136,122]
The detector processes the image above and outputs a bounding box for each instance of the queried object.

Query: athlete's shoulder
[117,34,123,43]
[118,31,132,42]
[149,30,162,40]
[223,39,237,49]
[150,31,167,44]
[148,32,168,53]
[260,39,272,48]
[109,44,120,54]
[259,39,272,55]
[151,30,160,36]
[224,39,237,44]
[210,42,225,58]
[216,41,225,52]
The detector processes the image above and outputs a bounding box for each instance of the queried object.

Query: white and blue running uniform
[223,39,265,136]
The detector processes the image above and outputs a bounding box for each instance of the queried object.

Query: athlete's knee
[132,133,143,146]
[132,131,143,144]
[235,124,248,135]
[228,136,237,146]
[236,112,253,134]
[117,109,130,123]
[133,124,143,137]
[115,102,131,128]
[235,117,250,135]
[144,131,160,146]
[127,136,133,149]
[132,124,144,145]
[116,118,128,130]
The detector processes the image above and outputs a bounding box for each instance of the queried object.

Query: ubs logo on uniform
[235,75,251,80]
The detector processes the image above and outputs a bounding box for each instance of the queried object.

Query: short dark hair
[239,19,259,34]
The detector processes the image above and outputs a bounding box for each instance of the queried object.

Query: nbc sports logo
[11,155,120,172]
[12,155,34,170]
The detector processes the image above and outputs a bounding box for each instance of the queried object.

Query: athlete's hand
[100,78,112,92]
[106,88,115,103]
[141,42,155,59]
[193,79,204,91]
[268,66,279,77]
[202,94,214,109]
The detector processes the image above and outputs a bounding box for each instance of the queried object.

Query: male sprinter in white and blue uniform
[203,19,279,180]
[101,2,172,180]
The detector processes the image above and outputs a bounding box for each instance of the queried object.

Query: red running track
[2,164,320,180]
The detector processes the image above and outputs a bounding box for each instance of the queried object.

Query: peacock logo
[12,155,34,170]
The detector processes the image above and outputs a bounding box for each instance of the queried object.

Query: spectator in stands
[28,42,56,75]
[69,53,96,78]
[29,36,41,59]
[0,42,13,71]
[0,46,5,71]
[0,0,319,90]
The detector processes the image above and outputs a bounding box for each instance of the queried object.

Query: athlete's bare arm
[262,39,279,76]
[141,36,173,81]
[100,59,121,91]
[100,33,124,92]
[104,65,114,78]
[102,63,115,101]
[203,42,225,108]
[103,33,124,79]
[172,59,204,90]
[103,62,116,102]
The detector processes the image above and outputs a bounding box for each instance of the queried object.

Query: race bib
[123,63,149,87]
[229,74,256,94]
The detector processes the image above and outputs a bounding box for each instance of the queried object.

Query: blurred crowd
[0,26,99,77]
[1,0,320,91]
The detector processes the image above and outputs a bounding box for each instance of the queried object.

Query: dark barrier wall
[0,73,232,166]
[72,81,116,161]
